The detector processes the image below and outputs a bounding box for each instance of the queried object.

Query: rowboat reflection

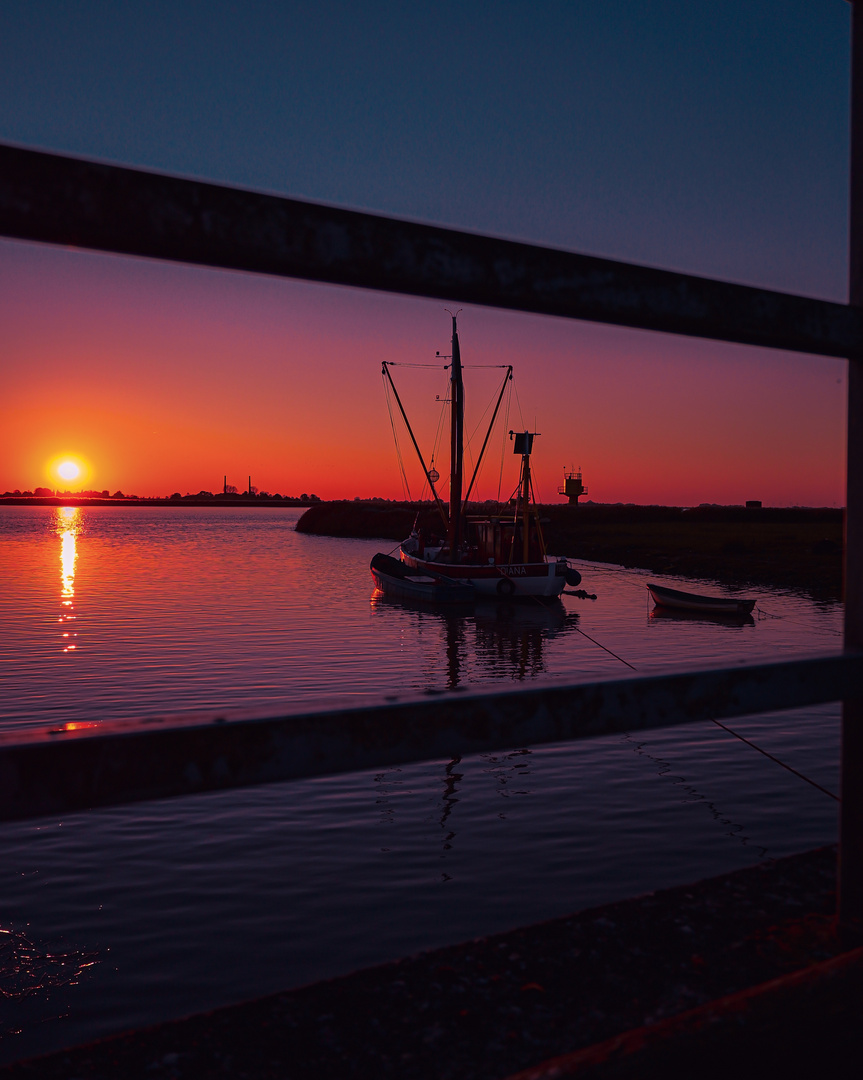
[648,606,755,628]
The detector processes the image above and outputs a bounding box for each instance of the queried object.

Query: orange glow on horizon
[1,242,847,509]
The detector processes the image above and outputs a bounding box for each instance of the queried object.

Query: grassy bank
[6,849,849,1080]
[296,501,843,598]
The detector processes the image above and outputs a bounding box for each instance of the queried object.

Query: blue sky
[1,0,850,292]
[0,1,853,503]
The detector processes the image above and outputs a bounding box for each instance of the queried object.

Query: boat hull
[647,583,755,615]
[400,547,567,599]
[370,553,476,603]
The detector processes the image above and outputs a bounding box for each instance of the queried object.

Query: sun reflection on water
[55,507,81,653]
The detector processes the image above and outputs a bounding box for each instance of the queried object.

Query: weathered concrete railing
[2,4,863,934]
[0,140,860,361]
[0,653,857,824]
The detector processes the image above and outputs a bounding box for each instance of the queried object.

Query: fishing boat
[646,583,756,615]
[371,315,582,601]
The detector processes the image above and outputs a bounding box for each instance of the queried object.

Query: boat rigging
[372,316,584,602]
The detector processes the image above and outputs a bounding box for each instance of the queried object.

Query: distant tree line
[2,487,123,498]
[167,491,321,503]
[1,489,322,502]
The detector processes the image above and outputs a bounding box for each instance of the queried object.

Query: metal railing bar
[0,652,857,825]
[0,141,860,360]
[841,0,863,932]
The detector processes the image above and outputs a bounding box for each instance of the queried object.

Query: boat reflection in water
[370,592,580,858]
[370,592,579,689]
[648,606,755,629]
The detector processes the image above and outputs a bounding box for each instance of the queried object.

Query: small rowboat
[646,583,755,615]
[370,553,476,604]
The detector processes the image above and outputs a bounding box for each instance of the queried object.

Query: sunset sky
[0,0,853,505]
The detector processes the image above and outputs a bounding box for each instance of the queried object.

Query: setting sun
[48,455,90,488]
[58,461,80,481]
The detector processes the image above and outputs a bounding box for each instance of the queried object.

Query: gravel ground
[2,846,857,1079]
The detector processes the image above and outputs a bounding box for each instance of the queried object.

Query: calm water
[0,506,843,1062]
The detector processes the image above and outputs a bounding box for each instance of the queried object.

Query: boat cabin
[469,512,546,565]
[409,511,546,566]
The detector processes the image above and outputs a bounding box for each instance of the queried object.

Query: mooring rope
[709,717,839,802]
[398,523,839,802]
[508,569,638,671]
[754,604,842,638]
[555,578,839,799]
[497,389,512,503]
[383,376,411,500]
[572,626,638,670]
[575,564,655,588]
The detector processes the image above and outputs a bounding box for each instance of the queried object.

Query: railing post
[841,0,863,935]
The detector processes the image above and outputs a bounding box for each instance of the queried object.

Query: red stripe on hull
[401,549,566,597]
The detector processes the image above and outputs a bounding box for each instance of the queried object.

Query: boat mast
[521,440,531,563]
[447,313,464,560]
[510,430,538,563]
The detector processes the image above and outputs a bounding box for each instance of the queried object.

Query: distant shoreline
[0,496,316,508]
[297,500,844,599]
